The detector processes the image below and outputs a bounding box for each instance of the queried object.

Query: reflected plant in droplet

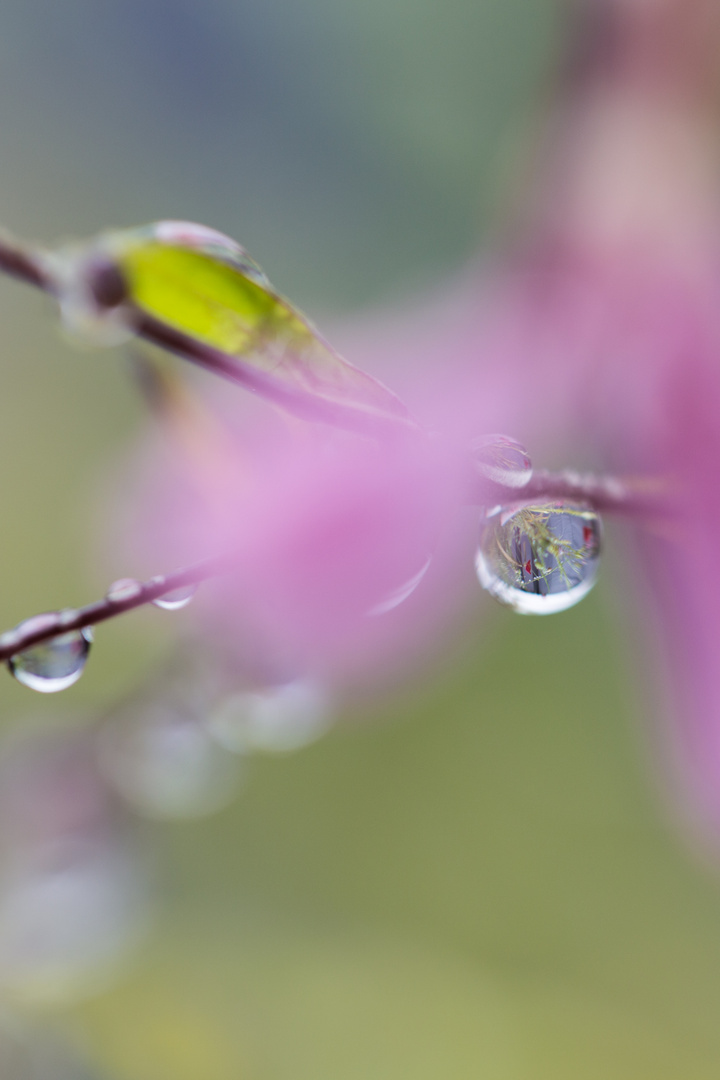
[475,502,602,615]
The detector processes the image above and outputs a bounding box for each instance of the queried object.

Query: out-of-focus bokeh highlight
[3,1,720,1077]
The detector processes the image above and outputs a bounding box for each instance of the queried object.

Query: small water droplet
[475,501,602,615]
[8,628,93,693]
[15,614,63,638]
[56,608,80,629]
[471,434,533,488]
[151,221,270,285]
[152,583,197,611]
[106,578,143,604]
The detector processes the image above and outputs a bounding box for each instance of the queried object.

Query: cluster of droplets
[473,436,603,615]
[3,580,198,695]
[2,434,605,701]
[1,533,433,697]
[105,577,197,610]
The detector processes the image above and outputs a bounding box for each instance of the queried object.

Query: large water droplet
[8,626,93,693]
[471,434,533,488]
[151,583,197,611]
[475,501,602,615]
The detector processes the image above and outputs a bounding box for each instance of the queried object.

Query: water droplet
[471,434,533,488]
[151,220,270,285]
[8,628,92,693]
[208,680,333,754]
[151,583,197,611]
[13,614,62,638]
[475,501,602,615]
[56,608,80,629]
[367,556,432,616]
[106,578,143,604]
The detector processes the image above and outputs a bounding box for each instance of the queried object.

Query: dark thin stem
[0,558,224,663]
[476,468,672,518]
[0,228,418,439]
[128,308,419,439]
[0,231,53,291]
[0,226,671,519]
[0,466,661,664]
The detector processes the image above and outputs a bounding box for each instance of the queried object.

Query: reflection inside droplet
[471,434,533,488]
[475,501,602,614]
[8,628,93,693]
[152,584,197,611]
[208,680,332,754]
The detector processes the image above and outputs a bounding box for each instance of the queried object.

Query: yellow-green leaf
[106,221,417,433]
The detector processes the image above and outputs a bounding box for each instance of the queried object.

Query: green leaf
[107,221,417,433]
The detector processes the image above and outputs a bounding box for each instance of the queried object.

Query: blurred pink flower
[331,0,720,831]
[121,393,467,685]
[116,0,720,831]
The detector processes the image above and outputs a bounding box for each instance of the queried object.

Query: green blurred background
[1,0,720,1076]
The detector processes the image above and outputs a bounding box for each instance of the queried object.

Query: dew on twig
[151,583,197,611]
[470,434,533,489]
[7,621,93,693]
